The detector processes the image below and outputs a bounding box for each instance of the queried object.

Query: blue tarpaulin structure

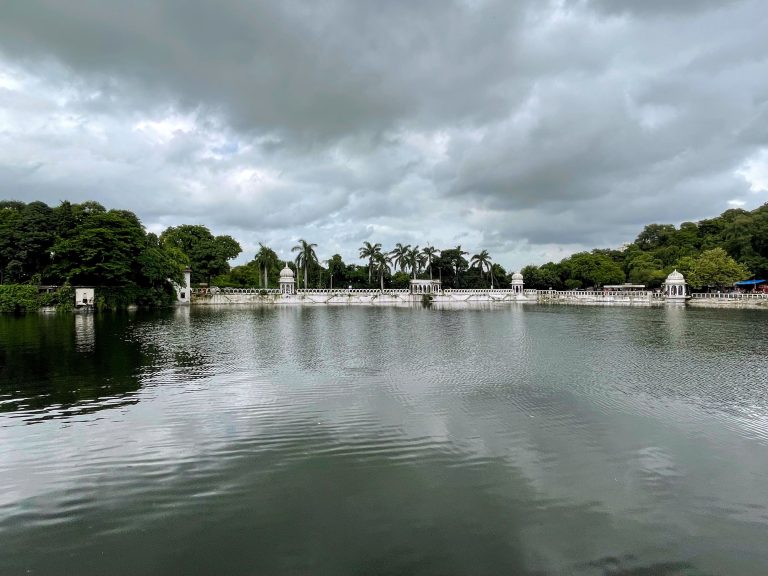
[734,279,766,285]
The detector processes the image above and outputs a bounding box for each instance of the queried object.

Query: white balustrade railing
[192,287,281,295]
[542,290,654,298]
[691,292,768,299]
[443,289,517,294]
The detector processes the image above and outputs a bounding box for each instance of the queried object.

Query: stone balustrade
[691,292,768,299]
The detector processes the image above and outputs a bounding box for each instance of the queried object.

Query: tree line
[520,205,767,290]
[219,241,508,291]
[2,199,766,309]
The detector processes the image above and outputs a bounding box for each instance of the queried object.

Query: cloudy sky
[1,0,767,269]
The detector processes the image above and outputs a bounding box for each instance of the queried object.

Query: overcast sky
[1,0,767,269]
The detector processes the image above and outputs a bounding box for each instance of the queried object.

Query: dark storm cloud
[0,0,531,140]
[0,0,766,268]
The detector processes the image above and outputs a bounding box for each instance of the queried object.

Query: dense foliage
[0,285,73,313]
[521,205,767,290]
[0,200,243,309]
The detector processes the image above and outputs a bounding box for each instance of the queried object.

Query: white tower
[663,269,689,303]
[279,263,296,295]
[176,267,192,304]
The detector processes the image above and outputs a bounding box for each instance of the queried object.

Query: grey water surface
[1,305,767,575]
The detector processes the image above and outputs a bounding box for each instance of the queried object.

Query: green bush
[0,285,40,313]
[0,285,75,313]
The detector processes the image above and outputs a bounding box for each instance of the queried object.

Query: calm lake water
[1,305,767,575]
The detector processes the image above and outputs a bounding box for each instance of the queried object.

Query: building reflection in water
[74,312,95,353]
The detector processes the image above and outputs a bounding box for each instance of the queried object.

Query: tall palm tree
[470,250,493,287]
[373,251,391,291]
[406,245,421,279]
[359,241,381,286]
[253,243,272,288]
[291,239,318,289]
[422,246,439,280]
[454,245,468,288]
[389,243,411,274]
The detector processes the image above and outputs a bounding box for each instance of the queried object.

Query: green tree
[359,241,381,286]
[687,248,750,290]
[373,251,391,291]
[291,239,318,290]
[253,243,280,288]
[440,246,469,288]
[470,249,492,286]
[406,245,422,279]
[326,254,346,289]
[562,252,625,288]
[490,262,506,288]
[422,246,439,280]
[389,243,411,274]
[17,201,56,282]
[626,252,665,287]
[138,233,187,288]
[160,225,241,285]
[0,202,23,284]
[51,210,146,286]
[635,223,677,251]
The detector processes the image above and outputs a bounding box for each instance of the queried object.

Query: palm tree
[422,246,439,280]
[470,250,492,286]
[359,241,381,286]
[373,251,391,291]
[454,245,468,288]
[389,243,411,274]
[253,243,272,288]
[406,245,421,279]
[291,239,318,289]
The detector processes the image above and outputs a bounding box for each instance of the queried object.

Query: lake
[1,305,767,575]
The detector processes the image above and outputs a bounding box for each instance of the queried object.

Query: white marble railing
[192,287,536,298]
[543,290,653,297]
[192,287,281,295]
[691,292,768,299]
[443,289,518,294]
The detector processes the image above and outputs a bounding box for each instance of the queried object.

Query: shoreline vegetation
[1,199,766,313]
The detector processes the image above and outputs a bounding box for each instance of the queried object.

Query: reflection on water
[74,312,95,352]
[0,313,146,418]
[0,306,767,575]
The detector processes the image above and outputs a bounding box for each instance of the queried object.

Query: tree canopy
[522,203,768,291]
[160,224,241,285]
[1,200,190,306]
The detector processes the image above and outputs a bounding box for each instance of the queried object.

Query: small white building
[279,263,296,295]
[410,279,441,295]
[510,272,524,294]
[663,269,689,302]
[75,287,94,307]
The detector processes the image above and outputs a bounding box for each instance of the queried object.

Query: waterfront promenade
[188,286,768,308]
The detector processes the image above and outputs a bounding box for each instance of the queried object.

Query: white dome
[666,269,685,283]
[511,271,524,281]
[280,264,295,279]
